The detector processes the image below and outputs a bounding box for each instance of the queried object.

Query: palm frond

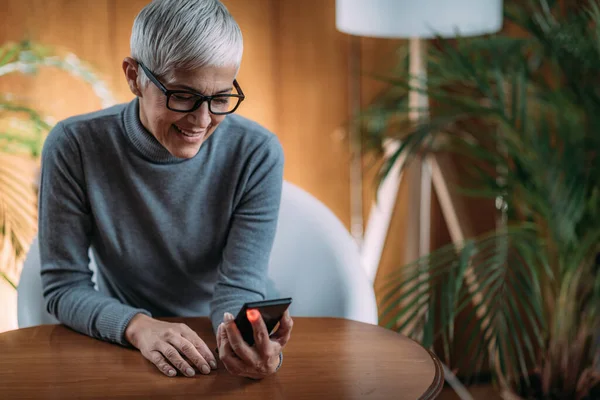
[378,226,543,380]
[0,153,39,288]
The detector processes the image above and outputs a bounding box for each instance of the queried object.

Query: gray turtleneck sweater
[38,98,284,346]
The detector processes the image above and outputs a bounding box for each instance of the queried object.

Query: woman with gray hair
[37,0,292,380]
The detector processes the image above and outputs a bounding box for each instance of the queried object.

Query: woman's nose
[187,101,211,128]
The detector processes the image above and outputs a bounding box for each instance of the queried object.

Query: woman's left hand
[216,310,293,379]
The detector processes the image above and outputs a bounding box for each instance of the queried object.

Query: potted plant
[360,0,600,398]
[0,41,52,290]
[0,40,115,328]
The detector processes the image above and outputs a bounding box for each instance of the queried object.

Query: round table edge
[418,349,445,400]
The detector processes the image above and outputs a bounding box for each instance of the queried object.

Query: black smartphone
[234,297,292,346]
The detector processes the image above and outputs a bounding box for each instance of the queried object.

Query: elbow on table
[40,267,94,321]
[40,274,66,320]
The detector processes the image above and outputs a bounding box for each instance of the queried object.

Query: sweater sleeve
[209,135,285,332]
[38,122,151,346]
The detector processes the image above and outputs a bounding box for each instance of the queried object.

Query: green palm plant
[0,42,50,290]
[360,1,600,398]
[0,40,115,289]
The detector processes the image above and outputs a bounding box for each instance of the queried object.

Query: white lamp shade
[336,0,503,39]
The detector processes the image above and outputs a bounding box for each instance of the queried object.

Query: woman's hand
[217,310,293,380]
[125,314,217,377]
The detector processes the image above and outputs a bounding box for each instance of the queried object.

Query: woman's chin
[168,143,203,159]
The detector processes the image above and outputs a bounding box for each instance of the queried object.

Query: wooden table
[0,317,443,399]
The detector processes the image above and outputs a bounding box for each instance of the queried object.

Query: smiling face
[123,57,238,159]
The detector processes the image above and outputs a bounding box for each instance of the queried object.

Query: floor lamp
[336,0,503,284]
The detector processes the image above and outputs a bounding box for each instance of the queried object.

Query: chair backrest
[17,181,378,328]
[17,236,60,327]
[267,182,378,324]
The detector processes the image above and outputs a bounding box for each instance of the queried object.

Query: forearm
[42,270,151,346]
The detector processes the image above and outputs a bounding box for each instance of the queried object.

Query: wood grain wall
[0,0,495,324]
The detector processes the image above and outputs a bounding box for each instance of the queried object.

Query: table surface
[0,317,443,399]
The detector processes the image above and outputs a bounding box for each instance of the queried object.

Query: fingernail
[210,360,217,369]
[201,365,211,375]
[168,369,176,376]
[224,312,234,322]
[186,367,195,377]
[246,309,260,322]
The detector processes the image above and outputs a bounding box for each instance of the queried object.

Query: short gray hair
[131,0,243,86]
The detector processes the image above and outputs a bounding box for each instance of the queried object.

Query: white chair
[17,181,379,328]
[17,237,61,327]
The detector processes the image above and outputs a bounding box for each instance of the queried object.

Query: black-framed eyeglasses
[137,61,245,115]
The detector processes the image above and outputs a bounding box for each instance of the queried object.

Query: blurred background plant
[0,40,115,290]
[359,0,600,398]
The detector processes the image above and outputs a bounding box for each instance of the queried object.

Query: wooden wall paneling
[109,0,148,104]
[0,0,114,122]
[221,0,278,134]
[276,0,351,228]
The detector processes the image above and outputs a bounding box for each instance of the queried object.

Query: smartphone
[234,297,292,346]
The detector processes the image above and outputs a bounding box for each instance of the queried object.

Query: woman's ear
[122,57,143,97]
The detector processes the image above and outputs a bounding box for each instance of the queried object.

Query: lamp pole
[348,35,364,248]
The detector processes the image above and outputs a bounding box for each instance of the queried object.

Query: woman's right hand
[124,314,217,377]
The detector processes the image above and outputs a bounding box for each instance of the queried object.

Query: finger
[271,310,293,347]
[170,335,212,375]
[248,309,275,357]
[145,350,177,377]
[223,312,260,366]
[218,320,228,354]
[218,320,234,361]
[219,329,250,377]
[180,325,218,370]
[216,323,223,352]
[158,342,196,377]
